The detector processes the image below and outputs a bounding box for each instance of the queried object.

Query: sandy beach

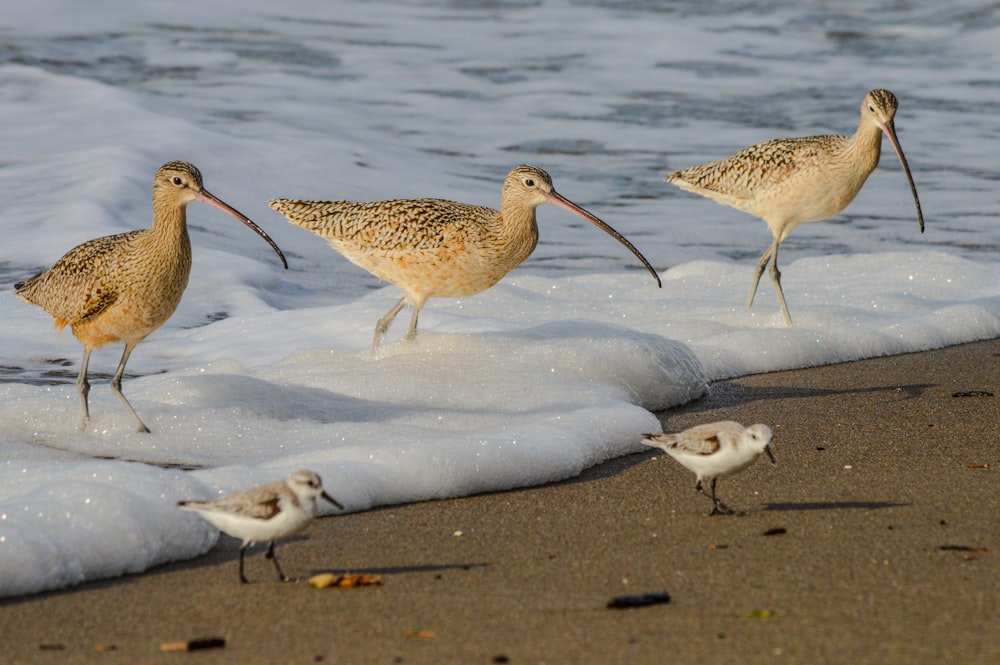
[2,338,997,665]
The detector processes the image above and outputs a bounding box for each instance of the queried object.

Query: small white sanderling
[179,469,343,583]
[643,421,775,516]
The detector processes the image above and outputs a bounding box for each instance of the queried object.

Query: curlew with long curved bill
[665,89,924,326]
[270,164,661,349]
[15,161,288,433]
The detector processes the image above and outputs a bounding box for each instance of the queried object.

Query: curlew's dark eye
[868,105,876,112]
[171,176,184,186]
[524,178,535,187]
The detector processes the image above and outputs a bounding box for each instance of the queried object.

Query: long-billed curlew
[179,469,343,584]
[270,164,661,348]
[665,89,924,325]
[643,421,775,516]
[14,161,288,433]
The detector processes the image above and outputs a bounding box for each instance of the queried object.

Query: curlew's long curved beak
[544,190,662,288]
[194,189,290,269]
[321,490,345,511]
[881,120,925,234]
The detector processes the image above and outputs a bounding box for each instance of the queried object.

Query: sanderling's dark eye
[172,176,184,186]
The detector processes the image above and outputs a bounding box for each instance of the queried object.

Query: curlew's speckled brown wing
[14,230,143,329]
[666,135,841,204]
[270,198,500,253]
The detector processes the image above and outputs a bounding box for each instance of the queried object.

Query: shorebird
[270,164,661,349]
[179,470,343,584]
[665,89,925,325]
[14,161,288,433]
[643,421,775,516]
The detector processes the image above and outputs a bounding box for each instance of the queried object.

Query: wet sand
[2,338,998,665]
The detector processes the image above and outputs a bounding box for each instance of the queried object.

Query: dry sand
[2,338,998,665]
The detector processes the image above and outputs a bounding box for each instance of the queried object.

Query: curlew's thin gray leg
[265,541,290,582]
[76,347,93,428]
[768,242,793,326]
[110,342,151,433]
[373,297,407,350]
[405,302,422,342]
[747,241,775,312]
[747,239,793,326]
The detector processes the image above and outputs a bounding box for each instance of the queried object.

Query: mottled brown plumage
[666,89,924,325]
[271,165,661,348]
[15,161,288,432]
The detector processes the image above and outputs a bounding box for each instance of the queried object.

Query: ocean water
[1,0,998,597]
